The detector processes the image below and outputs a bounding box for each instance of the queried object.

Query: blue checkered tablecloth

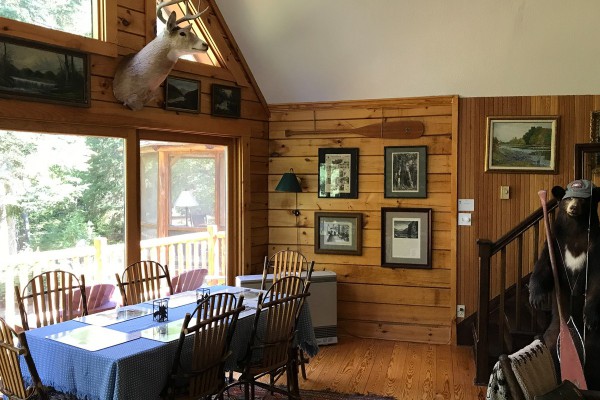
[21,285,318,400]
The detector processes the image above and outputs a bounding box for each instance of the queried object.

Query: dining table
[21,285,319,400]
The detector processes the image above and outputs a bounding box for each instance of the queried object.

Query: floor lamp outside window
[275,168,302,249]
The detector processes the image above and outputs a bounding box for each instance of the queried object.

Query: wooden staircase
[467,199,557,385]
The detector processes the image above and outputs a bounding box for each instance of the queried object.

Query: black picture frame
[211,84,241,118]
[381,207,432,269]
[314,212,362,255]
[318,148,359,198]
[384,146,427,198]
[0,36,90,107]
[165,76,200,113]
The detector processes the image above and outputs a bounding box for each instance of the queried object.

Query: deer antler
[156,0,209,25]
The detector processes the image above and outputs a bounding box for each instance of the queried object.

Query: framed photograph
[318,148,359,198]
[211,84,241,118]
[0,36,90,107]
[314,212,362,255]
[381,207,431,269]
[485,116,559,173]
[165,76,199,113]
[591,111,600,143]
[384,146,427,198]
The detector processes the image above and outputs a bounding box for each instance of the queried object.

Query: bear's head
[552,179,600,227]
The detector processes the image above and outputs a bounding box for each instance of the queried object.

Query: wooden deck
[297,336,486,400]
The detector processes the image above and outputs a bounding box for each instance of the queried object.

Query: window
[0,129,125,324]
[140,140,228,286]
[0,0,100,39]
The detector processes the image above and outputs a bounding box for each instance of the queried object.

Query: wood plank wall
[267,96,458,344]
[457,95,600,320]
[0,1,270,279]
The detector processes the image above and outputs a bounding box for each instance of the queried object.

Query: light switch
[500,186,510,200]
[458,213,472,226]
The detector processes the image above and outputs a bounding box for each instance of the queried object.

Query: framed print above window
[314,212,362,255]
[211,84,241,118]
[165,76,199,113]
[381,207,431,269]
[484,116,559,173]
[0,36,90,107]
[318,148,359,198]
[384,146,427,198]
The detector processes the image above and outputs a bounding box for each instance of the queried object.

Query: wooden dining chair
[162,292,245,400]
[15,270,88,331]
[232,276,310,400]
[260,249,314,292]
[115,260,173,306]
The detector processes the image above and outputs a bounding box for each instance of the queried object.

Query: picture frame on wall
[0,36,90,107]
[165,76,200,113]
[314,212,362,255]
[384,146,427,198]
[484,116,559,173]
[591,110,600,143]
[211,84,241,118]
[381,207,431,269]
[318,148,359,198]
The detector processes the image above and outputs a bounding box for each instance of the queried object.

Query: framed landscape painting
[485,116,559,173]
[165,76,200,113]
[0,36,90,107]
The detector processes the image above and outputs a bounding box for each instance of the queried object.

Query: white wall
[216,0,600,104]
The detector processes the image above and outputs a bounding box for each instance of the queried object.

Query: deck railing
[0,226,225,325]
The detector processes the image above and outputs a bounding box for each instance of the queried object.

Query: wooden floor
[296,336,486,400]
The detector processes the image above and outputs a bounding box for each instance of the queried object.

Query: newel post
[475,238,493,385]
[207,225,217,278]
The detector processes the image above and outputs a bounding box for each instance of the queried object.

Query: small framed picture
[211,84,241,118]
[384,146,427,198]
[165,76,200,113]
[0,36,90,107]
[381,207,431,269]
[485,116,559,173]
[314,212,362,255]
[318,148,359,198]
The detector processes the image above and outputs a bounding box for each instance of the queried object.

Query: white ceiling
[215,0,600,105]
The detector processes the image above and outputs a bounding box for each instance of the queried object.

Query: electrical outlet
[457,305,466,318]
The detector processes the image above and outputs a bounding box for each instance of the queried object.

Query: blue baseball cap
[564,179,595,198]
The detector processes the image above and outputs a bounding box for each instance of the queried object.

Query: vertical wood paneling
[457,95,599,320]
[268,96,458,344]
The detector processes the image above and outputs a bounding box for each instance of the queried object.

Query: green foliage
[523,126,552,146]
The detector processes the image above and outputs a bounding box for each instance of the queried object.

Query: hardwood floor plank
[288,337,484,399]
[434,341,454,400]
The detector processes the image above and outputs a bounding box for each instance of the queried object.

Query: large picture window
[0,0,101,39]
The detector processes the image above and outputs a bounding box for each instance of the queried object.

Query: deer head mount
[113,0,209,111]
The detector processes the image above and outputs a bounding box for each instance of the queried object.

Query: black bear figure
[529,179,600,389]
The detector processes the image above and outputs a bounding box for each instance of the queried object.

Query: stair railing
[474,199,557,385]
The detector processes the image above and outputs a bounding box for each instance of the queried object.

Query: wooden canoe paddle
[284,120,424,139]
[538,189,587,389]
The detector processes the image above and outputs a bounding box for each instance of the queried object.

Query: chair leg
[299,350,308,380]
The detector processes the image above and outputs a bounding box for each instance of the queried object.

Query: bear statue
[529,179,600,389]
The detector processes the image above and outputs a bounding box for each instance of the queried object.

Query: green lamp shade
[275,170,302,193]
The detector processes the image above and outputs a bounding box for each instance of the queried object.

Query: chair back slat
[0,317,47,400]
[15,270,87,331]
[261,250,314,291]
[171,268,208,294]
[165,293,244,399]
[116,260,173,306]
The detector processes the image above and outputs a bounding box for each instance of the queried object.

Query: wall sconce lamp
[275,168,302,216]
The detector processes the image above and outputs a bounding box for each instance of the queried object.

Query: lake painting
[485,117,558,173]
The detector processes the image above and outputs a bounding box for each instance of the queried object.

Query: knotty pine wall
[457,95,600,321]
[0,0,270,278]
[267,96,458,344]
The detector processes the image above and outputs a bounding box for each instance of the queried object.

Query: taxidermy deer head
[113,0,209,111]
